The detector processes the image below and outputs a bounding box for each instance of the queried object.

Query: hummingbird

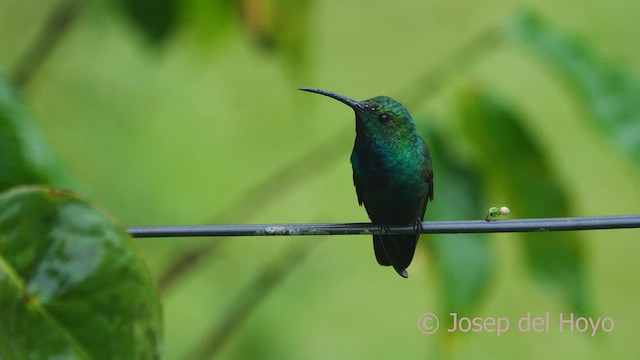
[300,88,434,278]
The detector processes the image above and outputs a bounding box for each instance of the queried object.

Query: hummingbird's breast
[351,137,428,225]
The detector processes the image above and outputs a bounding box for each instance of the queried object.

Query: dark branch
[11,0,84,89]
[129,215,640,238]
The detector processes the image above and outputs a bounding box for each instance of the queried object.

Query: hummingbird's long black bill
[299,87,364,110]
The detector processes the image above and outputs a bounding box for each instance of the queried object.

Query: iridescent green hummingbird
[300,88,434,278]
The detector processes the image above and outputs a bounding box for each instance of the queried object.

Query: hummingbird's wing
[420,138,434,219]
[352,172,365,206]
[351,152,366,206]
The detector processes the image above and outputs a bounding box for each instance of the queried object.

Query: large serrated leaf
[507,10,640,168]
[0,186,162,359]
[456,89,588,314]
[0,67,69,191]
[417,117,493,320]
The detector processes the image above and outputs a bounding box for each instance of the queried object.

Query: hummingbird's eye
[379,114,390,123]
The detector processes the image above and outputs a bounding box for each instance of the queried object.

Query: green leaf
[0,67,70,191]
[456,88,588,314]
[417,117,493,318]
[507,10,640,168]
[185,0,311,80]
[113,0,180,42]
[0,186,162,359]
[256,0,311,80]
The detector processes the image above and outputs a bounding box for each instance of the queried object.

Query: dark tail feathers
[373,235,418,278]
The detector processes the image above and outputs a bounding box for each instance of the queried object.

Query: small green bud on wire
[486,206,510,221]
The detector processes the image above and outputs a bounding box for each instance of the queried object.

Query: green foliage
[113,0,180,42]
[114,0,311,78]
[0,68,69,191]
[507,10,640,169]
[182,0,236,42]
[0,186,162,359]
[456,88,587,314]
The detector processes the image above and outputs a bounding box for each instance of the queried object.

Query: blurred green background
[1,0,639,359]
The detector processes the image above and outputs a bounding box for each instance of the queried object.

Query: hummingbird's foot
[379,224,392,234]
[412,218,424,233]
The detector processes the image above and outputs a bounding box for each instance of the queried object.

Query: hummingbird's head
[299,88,417,142]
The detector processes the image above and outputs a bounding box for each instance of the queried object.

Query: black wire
[128,215,640,238]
